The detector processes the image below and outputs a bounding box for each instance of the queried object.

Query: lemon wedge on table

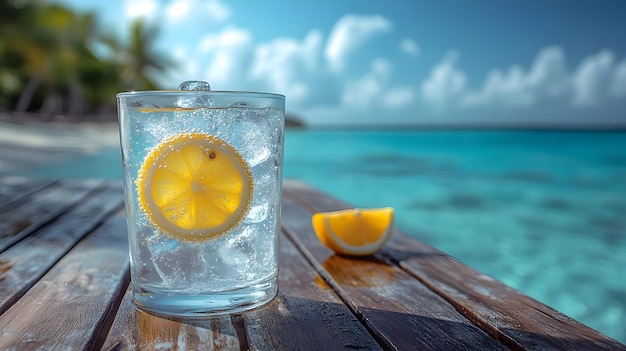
[136,132,253,243]
[312,207,394,256]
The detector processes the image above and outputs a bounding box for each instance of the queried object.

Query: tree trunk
[40,90,63,117]
[15,75,41,112]
[68,77,84,117]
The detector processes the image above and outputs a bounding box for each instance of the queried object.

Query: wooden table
[0,177,623,350]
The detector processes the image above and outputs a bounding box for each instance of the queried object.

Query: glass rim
[116,90,285,100]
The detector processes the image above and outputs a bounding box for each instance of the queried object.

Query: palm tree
[0,0,41,110]
[10,4,101,115]
[110,19,176,91]
[1,2,176,116]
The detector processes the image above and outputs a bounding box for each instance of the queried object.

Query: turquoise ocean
[21,129,626,343]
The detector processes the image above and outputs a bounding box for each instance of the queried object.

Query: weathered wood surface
[0,179,103,252]
[0,177,623,351]
[0,182,123,314]
[242,230,382,351]
[0,180,128,350]
[282,179,626,351]
[280,195,507,350]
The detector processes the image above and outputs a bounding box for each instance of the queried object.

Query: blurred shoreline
[1,110,624,177]
[0,112,119,176]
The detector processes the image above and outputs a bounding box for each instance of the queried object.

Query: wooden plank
[388,233,626,351]
[0,207,130,350]
[0,182,124,314]
[102,287,242,351]
[0,179,103,252]
[242,232,383,351]
[283,180,626,351]
[280,186,507,351]
[0,177,56,212]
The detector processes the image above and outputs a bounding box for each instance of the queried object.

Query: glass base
[132,275,278,317]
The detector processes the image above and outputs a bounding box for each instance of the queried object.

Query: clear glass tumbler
[117,81,284,316]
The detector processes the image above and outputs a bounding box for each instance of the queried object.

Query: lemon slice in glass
[136,132,253,242]
[312,207,394,256]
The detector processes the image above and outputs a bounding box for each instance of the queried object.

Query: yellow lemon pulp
[311,207,394,256]
[137,132,253,242]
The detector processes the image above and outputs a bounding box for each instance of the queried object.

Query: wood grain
[0,182,123,314]
[0,208,129,350]
[0,178,56,212]
[0,179,103,252]
[281,188,507,350]
[283,180,626,351]
[242,232,383,351]
[389,233,626,351]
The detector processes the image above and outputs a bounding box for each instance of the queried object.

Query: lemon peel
[312,207,394,256]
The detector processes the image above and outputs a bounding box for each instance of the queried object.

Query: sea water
[18,129,626,342]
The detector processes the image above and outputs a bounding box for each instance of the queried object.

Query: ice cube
[245,171,276,223]
[176,93,212,109]
[245,202,270,223]
[176,80,212,109]
[218,243,249,268]
[179,80,211,91]
[231,109,273,167]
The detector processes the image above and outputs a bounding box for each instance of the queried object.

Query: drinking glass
[117,81,284,316]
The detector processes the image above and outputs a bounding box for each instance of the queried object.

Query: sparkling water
[118,92,284,316]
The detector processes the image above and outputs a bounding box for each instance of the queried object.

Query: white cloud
[341,75,382,108]
[341,59,390,108]
[324,14,392,72]
[463,47,570,107]
[159,13,624,126]
[124,0,159,20]
[463,65,533,107]
[413,46,626,126]
[165,0,190,21]
[198,27,253,87]
[465,47,626,110]
[165,0,230,23]
[371,58,392,78]
[170,45,200,81]
[249,30,324,102]
[384,87,415,108]
[339,58,416,112]
[573,50,615,106]
[400,38,419,57]
[206,0,231,22]
[525,46,570,98]
[307,44,626,125]
[421,51,467,104]
[200,27,250,53]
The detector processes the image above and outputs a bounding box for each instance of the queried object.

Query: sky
[53,0,626,127]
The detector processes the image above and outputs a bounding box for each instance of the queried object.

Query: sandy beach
[0,119,120,176]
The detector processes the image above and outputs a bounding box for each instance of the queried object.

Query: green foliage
[0,0,175,118]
